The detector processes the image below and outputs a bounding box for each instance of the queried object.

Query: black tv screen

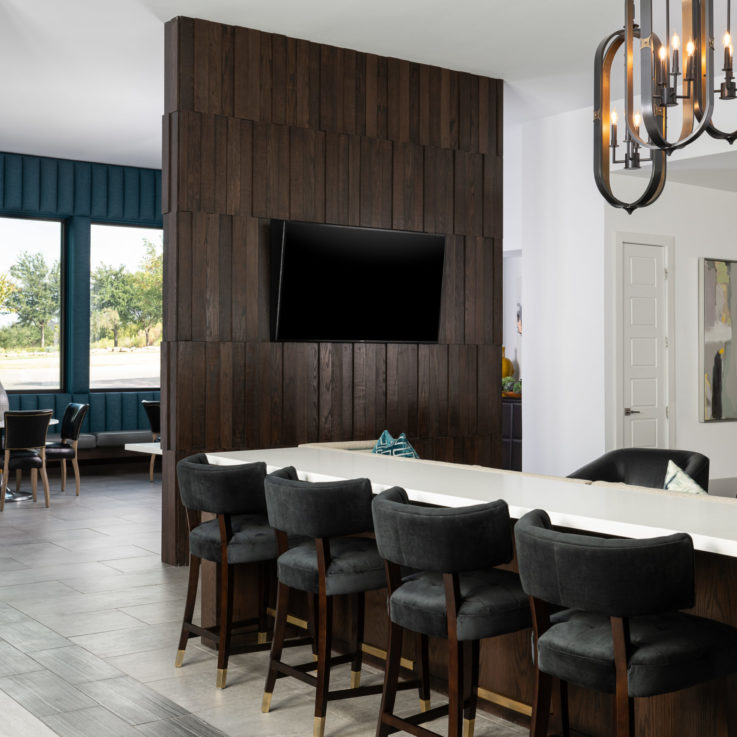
[271,220,445,343]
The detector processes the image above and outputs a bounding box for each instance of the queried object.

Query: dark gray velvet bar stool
[262,475,422,737]
[514,509,737,737]
[175,453,298,688]
[371,487,531,737]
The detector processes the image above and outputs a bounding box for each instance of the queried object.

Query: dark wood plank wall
[162,16,504,565]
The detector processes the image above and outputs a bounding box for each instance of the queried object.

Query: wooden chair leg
[149,453,155,482]
[448,634,464,737]
[462,640,479,737]
[40,465,50,508]
[176,555,200,667]
[417,633,431,711]
[72,456,81,496]
[377,619,404,737]
[31,469,38,503]
[614,689,634,737]
[60,459,67,491]
[216,560,234,688]
[350,591,365,687]
[314,590,333,737]
[307,591,319,660]
[263,581,291,712]
[531,666,553,737]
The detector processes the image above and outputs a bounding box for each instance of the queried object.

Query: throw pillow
[372,429,395,455]
[663,460,707,494]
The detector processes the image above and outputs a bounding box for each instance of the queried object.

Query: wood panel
[164,17,504,564]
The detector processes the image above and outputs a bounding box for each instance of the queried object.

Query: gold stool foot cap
[350,670,361,688]
[257,631,268,645]
[462,718,475,737]
[313,716,326,737]
[175,650,185,668]
[420,698,431,712]
[262,692,272,713]
[216,668,227,689]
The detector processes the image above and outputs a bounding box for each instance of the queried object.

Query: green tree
[0,271,15,313]
[91,264,134,347]
[129,239,163,346]
[6,253,60,348]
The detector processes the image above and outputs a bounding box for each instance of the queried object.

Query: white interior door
[622,241,669,447]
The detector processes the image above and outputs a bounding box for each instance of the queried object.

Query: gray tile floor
[0,465,527,737]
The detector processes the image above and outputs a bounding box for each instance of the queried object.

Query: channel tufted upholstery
[371,487,531,737]
[262,475,403,737]
[175,453,298,689]
[568,447,709,491]
[514,509,737,737]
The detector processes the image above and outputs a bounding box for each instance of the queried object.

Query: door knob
[624,408,641,416]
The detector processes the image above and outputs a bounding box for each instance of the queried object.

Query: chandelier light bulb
[659,46,668,61]
[672,33,681,49]
[634,112,641,126]
[686,39,696,56]
[725,32,732,47]
[611,108,618,124]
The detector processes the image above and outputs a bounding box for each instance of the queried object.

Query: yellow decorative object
[501,346,513,378]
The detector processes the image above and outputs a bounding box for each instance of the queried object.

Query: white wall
[503,253,522,378]
[517,106,607,476]
[605,178,737,480]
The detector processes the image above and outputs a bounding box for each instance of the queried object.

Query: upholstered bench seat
[46,433,97,450]
[541,608,737,697]
[391,568,530,640]
[95,429,153,447]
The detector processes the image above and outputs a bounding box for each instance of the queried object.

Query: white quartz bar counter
[206,444,737,558]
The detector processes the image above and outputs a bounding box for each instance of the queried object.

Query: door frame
[605,231,676,449]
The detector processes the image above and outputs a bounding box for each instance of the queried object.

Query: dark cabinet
[501,397,521,471]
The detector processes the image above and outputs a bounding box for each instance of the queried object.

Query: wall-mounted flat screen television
[271,220,445,343]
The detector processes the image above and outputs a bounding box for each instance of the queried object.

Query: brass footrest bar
[326,683,384,701]
[266,607,309,630]
[476,687,531,717]
[360,642,414,671]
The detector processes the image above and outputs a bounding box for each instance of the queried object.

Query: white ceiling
[1,0,623,170]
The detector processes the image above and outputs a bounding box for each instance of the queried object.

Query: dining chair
[45,403,89,495]
[1,409,53,510]
[141,400,160,482]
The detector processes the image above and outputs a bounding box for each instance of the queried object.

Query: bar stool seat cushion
[190,513,277,564]
[277,536,385,596]
[540,608,737,698]
[390,568,530,641]
[8,450,43,470]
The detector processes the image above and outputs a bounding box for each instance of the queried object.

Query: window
[89,224,163,389]
[0,217,63,391]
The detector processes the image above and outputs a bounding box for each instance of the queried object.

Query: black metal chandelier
[595,0,737,212]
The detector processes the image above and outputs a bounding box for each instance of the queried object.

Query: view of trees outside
[0,217,62,390]
[89,225,163,389]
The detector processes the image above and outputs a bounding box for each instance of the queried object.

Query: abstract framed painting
[700,258,737,421]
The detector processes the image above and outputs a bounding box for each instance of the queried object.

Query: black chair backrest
[514,509,695,617]
[4,410,53,450]
[142,400,160,435]
[264,475,374,538]
[177,453,268,515]
[568,448,710,491]
[60,403,89,442]
[372,487,514,572]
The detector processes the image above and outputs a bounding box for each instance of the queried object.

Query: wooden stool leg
[447,633,465,737]
[462,640,479,737]
[314,590,333,737]
[531,667,553,737]
[350,591,365,688]
[377,620,404,737]
[60,459,66,491]
[257,562,269,645]
[417,633,431,711]
[263,581,290,713]
[216,560,234,688]
[551,678,570,737]
[176,555,200,667]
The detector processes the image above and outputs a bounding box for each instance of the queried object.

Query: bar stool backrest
[264,475,373,537]
[514,508,695,617]
[177,453,268,515]
[372,487,514,572]
[4,409,52,450]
